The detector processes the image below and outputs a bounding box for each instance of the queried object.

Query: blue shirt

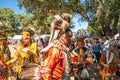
[93,44,101,53]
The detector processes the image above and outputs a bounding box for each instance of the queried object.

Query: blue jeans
[94,52,101,63]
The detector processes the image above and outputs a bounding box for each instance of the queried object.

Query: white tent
[39,34,50,39]
[13,35,22,39]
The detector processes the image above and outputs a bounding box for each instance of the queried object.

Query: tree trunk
[112,14,119,35]
[101,14,119,37]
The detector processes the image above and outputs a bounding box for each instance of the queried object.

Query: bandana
[22,31,30,35]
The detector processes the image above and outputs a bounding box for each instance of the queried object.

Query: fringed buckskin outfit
[41,39,70,80]
[0,30,11,80]
[99,51,118,80]
[0,45,10,63]
[0,44,11,80]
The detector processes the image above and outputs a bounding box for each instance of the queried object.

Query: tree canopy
[0,8,21,36]
[0,8,33,36]
[17,0,120,37]
[1,0,120,37]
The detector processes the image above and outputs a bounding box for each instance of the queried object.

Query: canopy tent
[13,35,21,40]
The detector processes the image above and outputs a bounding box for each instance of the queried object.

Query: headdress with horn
[49,10,63,27]
[62,13,72,23]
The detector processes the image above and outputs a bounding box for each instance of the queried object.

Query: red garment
[41,40,65,80]
[0,75,3,80]
[70,56,78,63]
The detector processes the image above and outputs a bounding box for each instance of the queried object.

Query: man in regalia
[0,29,11,80]
[5,27,39,79]
[99,41,119,80]
[40,27,73,80]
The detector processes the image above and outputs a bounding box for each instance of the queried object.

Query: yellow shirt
[78,48,84,60]
[6,42,38,74]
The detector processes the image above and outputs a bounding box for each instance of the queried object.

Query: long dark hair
[57,27,72,39]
